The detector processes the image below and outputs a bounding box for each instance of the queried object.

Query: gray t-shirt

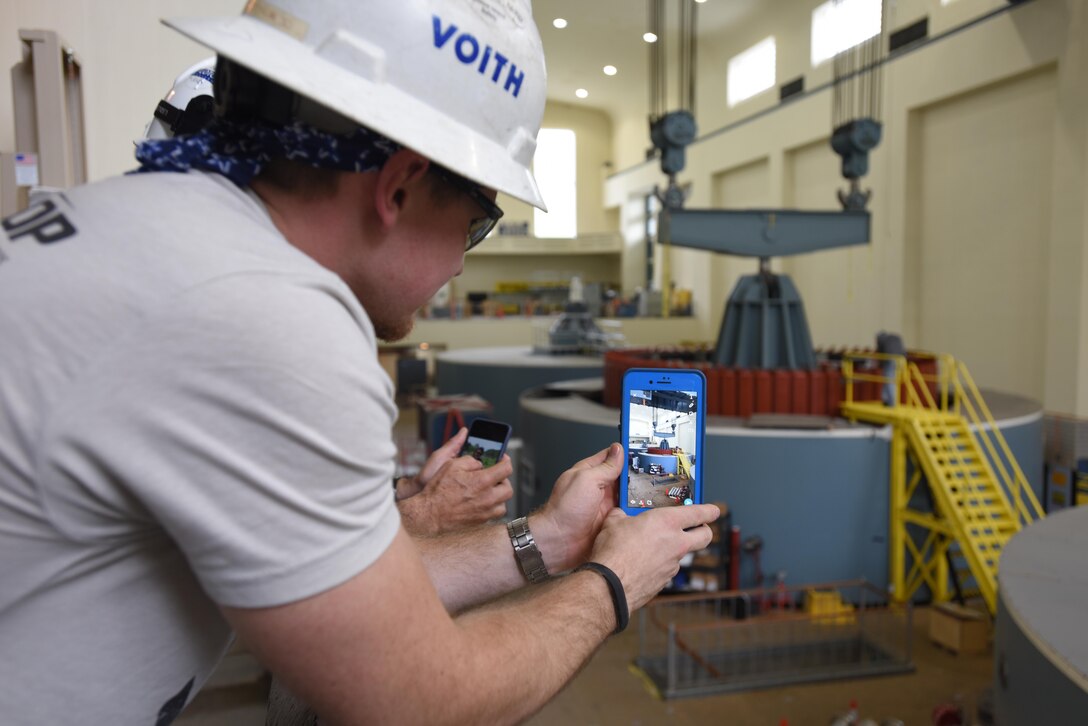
[0,171,400,724]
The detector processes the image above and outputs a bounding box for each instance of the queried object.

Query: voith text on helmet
[432,15,525,98]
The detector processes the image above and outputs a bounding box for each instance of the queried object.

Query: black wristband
[576,562,629,635]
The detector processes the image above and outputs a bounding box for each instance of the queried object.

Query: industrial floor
[526,609,993,725]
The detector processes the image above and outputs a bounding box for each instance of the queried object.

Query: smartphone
[459,418,512,468]
[619,368,706,515]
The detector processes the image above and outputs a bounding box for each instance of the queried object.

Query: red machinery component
[602,347,903,418]
[754,370,773,413]
[790,370,809,414]
[738,369,754,418]
[720,368,737,416]
[729,525,741,591]
[772,370,791,414]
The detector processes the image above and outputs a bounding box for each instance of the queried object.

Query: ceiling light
[694,0,707,3]
[603,65,617,76]
[553,18,567,29]
[575,88,588,99]
[643,32,658,43]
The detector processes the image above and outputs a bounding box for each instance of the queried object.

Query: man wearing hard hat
[141,57,513,541]
[0,2,720,723]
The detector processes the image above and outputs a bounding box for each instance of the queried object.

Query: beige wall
[605,0,1088,415]
[610,0,1013,171]
[0,1,239,182]
[907,67,1055,405]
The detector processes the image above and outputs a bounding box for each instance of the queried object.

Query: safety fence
[634,580,913,699]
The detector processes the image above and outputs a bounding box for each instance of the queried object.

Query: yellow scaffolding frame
[841,352,1044,614]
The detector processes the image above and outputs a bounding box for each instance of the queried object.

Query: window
[727,37,776,108]
[533,128,577,238]
[811,0,883,66]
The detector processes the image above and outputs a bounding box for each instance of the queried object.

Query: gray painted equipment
[647,4,887,370]
[715,263,816,369]
[650,108,876,370]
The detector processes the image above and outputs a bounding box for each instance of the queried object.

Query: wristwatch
[507,516,549,583]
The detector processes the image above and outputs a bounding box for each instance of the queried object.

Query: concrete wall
[605,0,1088,416]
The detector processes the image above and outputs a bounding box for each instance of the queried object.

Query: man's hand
[531,443,625,572]
[587,504,720,612]
[398,428,513,536]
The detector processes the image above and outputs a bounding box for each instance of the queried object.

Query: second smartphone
[459,417,512,468]
[619,368,706,516]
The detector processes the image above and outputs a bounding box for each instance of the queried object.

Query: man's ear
[373,149,431,228]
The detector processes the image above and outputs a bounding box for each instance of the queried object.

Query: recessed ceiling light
[643,32,658,43]
[575,88,588,99]
[603,65,617,76]
[553,18,567,29]
[694,0,707,3]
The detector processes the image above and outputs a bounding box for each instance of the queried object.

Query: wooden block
[929,602,989,655]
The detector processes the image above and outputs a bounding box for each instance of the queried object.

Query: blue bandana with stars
[134,120,401,187]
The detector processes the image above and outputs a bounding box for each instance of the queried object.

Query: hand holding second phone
[398,427,513,536]
[589,503,720,613]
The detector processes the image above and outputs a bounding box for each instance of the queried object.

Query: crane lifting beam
[660,207,871,258]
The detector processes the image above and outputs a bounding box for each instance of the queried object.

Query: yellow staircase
[675,450,693,480]
[841,353,1044,615]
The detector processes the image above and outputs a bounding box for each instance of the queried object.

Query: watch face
[508,518,548,582]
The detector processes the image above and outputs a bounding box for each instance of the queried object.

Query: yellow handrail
[951,361,1045,524]
[841,350,1044,529]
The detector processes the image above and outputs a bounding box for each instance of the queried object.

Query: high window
[811,0,883,66]
[533,128,577,238]
[727,37,776,108]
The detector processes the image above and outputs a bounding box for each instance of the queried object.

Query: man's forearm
[229,528,622,726]
[446,569,616,725]
[414,512,568,613]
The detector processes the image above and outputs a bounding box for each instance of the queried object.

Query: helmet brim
[163,15,547,211]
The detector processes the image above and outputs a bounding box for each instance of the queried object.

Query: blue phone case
[619,368,706,515]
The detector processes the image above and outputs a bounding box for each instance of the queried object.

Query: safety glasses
[430,164,504,251]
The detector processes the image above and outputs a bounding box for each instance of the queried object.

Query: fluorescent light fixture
[727,36,776,108]
[603,65,617,76]
[811,0,882,66]
[553,18,568,29]
[575,88,588,98]
[643,32,658,43]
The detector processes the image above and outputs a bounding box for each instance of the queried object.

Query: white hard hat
[143,57,217,140]
[163,0,547,210]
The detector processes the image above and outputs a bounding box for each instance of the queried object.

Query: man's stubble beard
[352,283,416,342]
[373,313,415,343]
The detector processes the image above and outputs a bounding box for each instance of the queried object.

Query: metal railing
[634,580,913,699]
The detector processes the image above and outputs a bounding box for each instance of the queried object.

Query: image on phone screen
[626,387,699,509]
[459,418,511,468]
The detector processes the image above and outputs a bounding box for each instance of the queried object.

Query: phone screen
[620,369,705,514]
[459,418,512,468]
